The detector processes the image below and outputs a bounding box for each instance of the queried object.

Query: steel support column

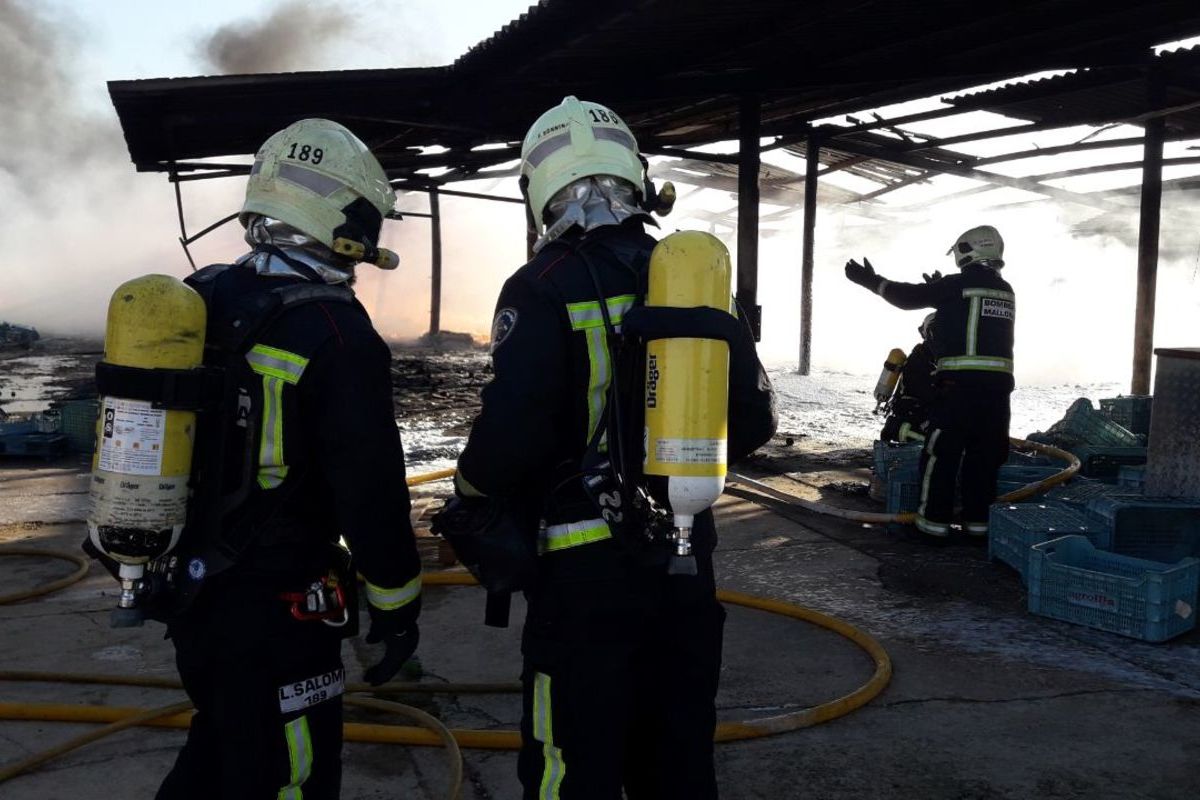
[1132,78,1166,395]
[799,133,819,375]
[736,94,762,340]
[429,187,442,336]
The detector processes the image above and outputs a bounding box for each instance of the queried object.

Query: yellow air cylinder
[88,275,206,619]
[873,348,907,410]
[642,231,732,575]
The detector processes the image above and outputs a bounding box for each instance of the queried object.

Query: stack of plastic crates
[988,503,1103,585]
[1084,494,1200,563]
[872,441,922,480]
[1027,535,1199,642]
[1099,395,1153,438]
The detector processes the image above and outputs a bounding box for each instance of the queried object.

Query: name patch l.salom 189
[490,307,519,353]
[279,667,345,713]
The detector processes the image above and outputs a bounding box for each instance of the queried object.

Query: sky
[1,0,1198,388]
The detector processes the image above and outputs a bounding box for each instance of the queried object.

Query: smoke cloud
[199,1,352,75]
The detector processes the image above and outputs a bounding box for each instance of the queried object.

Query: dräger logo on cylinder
[646,355,660,408]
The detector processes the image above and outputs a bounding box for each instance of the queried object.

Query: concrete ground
[1,456,1198,799]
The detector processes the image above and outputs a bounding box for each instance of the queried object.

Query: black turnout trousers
[156,575,346,800]
[517,539,725,800]
[916,380,1012,534]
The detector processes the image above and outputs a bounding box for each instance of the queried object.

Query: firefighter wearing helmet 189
[845,225,1015,542]
[434,96,776,799]
[151,119,423,800]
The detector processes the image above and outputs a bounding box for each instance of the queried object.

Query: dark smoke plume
[199,1,352,74]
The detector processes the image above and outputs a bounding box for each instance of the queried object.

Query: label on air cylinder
[98,398,166,476]
[88,471,189,528]
[654,437,727,465]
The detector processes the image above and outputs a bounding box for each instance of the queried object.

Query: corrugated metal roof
[109,0,1200,180]
[942,45,1200,135]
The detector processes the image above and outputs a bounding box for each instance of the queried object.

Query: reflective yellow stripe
[937,356,1013,373]
[565,295,636,331]
[257,376,288,490]
[533,672,565,799]
[568,296,636,445]
[248,344,309,385]
[277,715,312,800]
[540,519,612,553]
[365,574,422,611]
[898,422,925,443]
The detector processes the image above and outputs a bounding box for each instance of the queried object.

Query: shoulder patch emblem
[490,307,518,353]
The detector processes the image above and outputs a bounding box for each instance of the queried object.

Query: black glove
[431,495,538,594]
[922,270,943,283]
[844,257,878,289]
[363,615,419,686]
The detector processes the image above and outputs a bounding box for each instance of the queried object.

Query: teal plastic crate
[1099,395,1153,438]
[1044,478,1134,511]
[1085,495,1200,563]
[873,440,922,479]
[988,503,1104,584]
[1028,535,1198,642]
[57,399,99,454]
[1117,464,1146,491]
[1070,445,1147,481]
[1051,399,1142,448]
[886,465,922,515]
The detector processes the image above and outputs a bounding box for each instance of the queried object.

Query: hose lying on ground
[0,571,893,789]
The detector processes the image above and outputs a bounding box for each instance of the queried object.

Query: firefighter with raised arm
[88,118,424,799]
[845,225,1015,542]
[433,96,776,798]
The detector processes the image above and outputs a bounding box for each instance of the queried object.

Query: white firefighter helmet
[520,96,646,235]
[918,313,936,341]
[240,119,396,262]
[947,225,1004,269]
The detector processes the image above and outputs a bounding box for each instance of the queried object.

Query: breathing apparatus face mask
[242,215,358,285]
[535,175,649,251]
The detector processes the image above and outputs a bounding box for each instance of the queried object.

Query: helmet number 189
[588,108,619,125]
[287,142,324,165]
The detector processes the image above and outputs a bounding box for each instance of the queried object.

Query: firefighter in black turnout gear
[880,313,938,444]
[846,225,1015,541]
[153,120,422,799]
[436,97,775,799]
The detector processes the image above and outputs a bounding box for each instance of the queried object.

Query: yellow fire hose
[0,569,892,792]
[0,442,1078,790]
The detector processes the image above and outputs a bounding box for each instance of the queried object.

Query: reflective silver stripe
[525,132,571,168]
[533,672,565,799]
[875,279,890,297]
[257,376,287,490]
[898,422,925,443]
[593,126,637,151]
[965,523,989,534]
[247,344,309,385]
[277,161,346,197]
[278,715,312,800]
[365,574,422,611]
[962,288,1015,301]
[966,295,981,355]
[938,356,1014,373]
[917,428,941,520]
[541,518,612,553]
[915,516,950,536]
